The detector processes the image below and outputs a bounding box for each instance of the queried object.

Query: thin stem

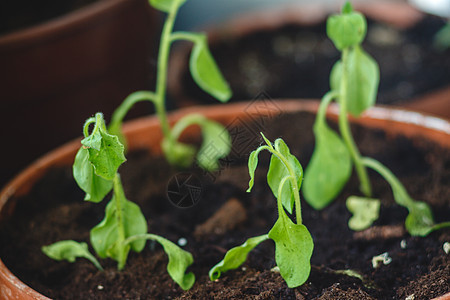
[154,0,184,138]
[170,31,202,43]
[82,117,96,138]
[315,91,338,128]
[361,157,414,207]
[339,48,372,197]
[123,233,159,246]
[261,135,303,224]
[110,91,157,129]
[113,174,127,270]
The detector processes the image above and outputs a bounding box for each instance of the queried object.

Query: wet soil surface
[174,16,450,107]
[0,111,449,299]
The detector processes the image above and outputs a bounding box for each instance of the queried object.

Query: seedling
[42,113,195,291]
[303,1,450,236]
[209,133,313,288]
[108,0,232,171]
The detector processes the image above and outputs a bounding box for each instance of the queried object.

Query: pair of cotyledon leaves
[210,136,314,288]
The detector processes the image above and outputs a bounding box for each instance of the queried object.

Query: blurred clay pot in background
[168,0,450,120]
[0,0,159,187]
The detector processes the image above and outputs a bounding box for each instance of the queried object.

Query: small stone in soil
[443,242,450,254]
[178,237,187,247]
[401,239,407,249]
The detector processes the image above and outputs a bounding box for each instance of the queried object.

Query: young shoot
[108,0,232,171]
[42,113,195,291]
[303,1,450,236]
[209,133,313,288]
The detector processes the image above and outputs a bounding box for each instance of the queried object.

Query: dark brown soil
[0,0,99,35]
[173,16,450,107]
[0,111,449,299]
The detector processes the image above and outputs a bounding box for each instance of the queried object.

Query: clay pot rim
[0,0,134,48]
[0,99,449,299]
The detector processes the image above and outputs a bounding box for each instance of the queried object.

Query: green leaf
[405,201,436,237]
[149,0,186,12]
[303,121,352,210]
[209,234,269,281]
[161,138,196,169]
[82,131,126,181]
[90,195,147,266]
[247,150,260,192]
[326,6,367,51]
[42,240,103,270]
[190,34,232,102]
[267,139,303,214]
[346,196,380,231]
[196,120,231,171]
[330,46,379,116]
[73,147,113,203]
[268,208,313,288]
[150,235,195,290]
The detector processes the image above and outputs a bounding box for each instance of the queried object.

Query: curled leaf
[42,240,103,270]
[405,201,436,237]
[81,114,126,181]
[150,235,195,290]
[346,196,380,231]
[73,147,113,203]
[196,120,231,171]
[303,121,352,210]
[190,34,232,102]
[209,234,269,281]
[267,139,303,214]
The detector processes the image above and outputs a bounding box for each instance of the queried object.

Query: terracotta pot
[0,100,449,299]
[167,0,450,120]
[0,0,159,188]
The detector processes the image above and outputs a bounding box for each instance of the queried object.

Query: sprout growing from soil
[302,1,450,236]
[42,113,195,291]
[209,133,314,288]
[108,0,232,171]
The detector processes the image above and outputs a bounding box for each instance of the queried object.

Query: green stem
[154,0,184,138]
[316,91,338,127]
[361,157,414,207]
[82,117,96,138]
[123,233,159,246]
[110,91,157,129]
[261,134,303,224]
[113,174,127,270]
[339,48,372,197]
[170,31,203,43]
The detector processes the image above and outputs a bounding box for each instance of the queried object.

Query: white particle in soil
[400,239,407,249]
[372,252,392,269]
[97,285,104,290]
[406,294,415,300]
[270,266,280,273]
[241,267,247,271]
[443,242,450,254]
[177,237,187,247]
